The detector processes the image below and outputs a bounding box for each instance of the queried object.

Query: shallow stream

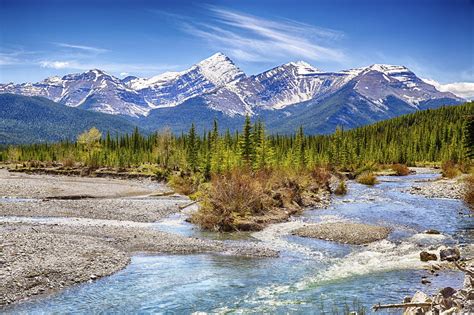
[6,173,473,314]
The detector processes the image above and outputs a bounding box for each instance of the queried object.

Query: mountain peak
[196,52,245,86]
[286,61,322,74]
[198,52,230,63]
[367,64,410,74]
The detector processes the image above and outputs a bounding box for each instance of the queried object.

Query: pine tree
[187,123,198,171]
[463,115,474,159]
[239,115,254,166]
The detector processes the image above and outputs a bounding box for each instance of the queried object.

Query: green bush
[334,180,348,195]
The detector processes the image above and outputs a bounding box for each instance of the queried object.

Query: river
[5,172,472,314]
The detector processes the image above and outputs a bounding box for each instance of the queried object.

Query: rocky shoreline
[409,174,466,200]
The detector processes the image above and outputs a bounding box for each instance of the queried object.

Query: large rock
[403,291,432,315]
[423,229,441,235]
[439,247,461,262]
[420,251,437,262]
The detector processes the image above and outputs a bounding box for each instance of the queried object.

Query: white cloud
[176,7,345,63]
[37,59,179,74]
[422,78,474,100]
[120,72,129,77]
[39,60,71,69]
[55,43,108,53]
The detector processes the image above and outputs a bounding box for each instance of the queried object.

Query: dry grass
[465,174,474,208]
[391,163,410,176]
[62,157,75,168]
[356,172,378,185]
[311,167,331,189]
[442,160,460,178]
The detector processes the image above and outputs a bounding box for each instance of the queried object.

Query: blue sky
[0,0,473,95]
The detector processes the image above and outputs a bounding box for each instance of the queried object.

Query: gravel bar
[293,222,391,245]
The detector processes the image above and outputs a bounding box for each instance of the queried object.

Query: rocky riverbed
[409,174,466,199]
[0,169,277,306]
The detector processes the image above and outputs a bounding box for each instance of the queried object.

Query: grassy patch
[356,172,378,185]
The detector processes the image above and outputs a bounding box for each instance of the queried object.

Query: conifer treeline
[1,102,473,172]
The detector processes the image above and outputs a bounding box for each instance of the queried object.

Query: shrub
[356,172,378,185]
[391,163,410,176]
[334,180,347,195]
[441,160,460,178]
[190,170,270,231]
[191,168,328,231]
[464,174,474,208]
[62,157,75,168]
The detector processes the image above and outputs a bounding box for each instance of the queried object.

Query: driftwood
[148,191,175,197]
[43,194,97,200]
[372,302,432,311]
[454,261,474,276]
[179,200,198,210]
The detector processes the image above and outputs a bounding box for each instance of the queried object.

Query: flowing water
[5,173,473,314]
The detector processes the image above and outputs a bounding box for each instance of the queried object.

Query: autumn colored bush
[191,168,327,231]
[441,160,460,178]
[391,164,410,176]
[464,174,474,208]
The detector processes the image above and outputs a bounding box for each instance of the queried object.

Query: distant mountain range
[0,52,463,138]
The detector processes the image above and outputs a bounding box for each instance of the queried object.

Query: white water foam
[251,221,327,258]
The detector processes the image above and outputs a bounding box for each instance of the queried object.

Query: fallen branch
[179,200,198,210]
[372,302,432,311]
[43,194,96,200]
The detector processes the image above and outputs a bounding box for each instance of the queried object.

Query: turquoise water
[4,173,472,314]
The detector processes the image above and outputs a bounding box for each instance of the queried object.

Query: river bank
[410,175,467,199]
[0,169,277,306]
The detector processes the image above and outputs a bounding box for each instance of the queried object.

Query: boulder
[420,251,437,262]
[439,247,461,262]
[439,287,456,298]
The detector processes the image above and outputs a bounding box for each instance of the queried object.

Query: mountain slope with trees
[0,94,137,144]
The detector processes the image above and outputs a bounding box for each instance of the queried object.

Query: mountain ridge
[0,53,463,135]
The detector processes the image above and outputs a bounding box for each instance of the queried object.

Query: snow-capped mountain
[0,52,463,131]
[124,52,245,110]
[0,69,149,117]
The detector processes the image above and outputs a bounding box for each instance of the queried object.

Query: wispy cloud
[169,6,345,63]
[422,78,474,100]
[54,42,109,54]
[38,59,179,73]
